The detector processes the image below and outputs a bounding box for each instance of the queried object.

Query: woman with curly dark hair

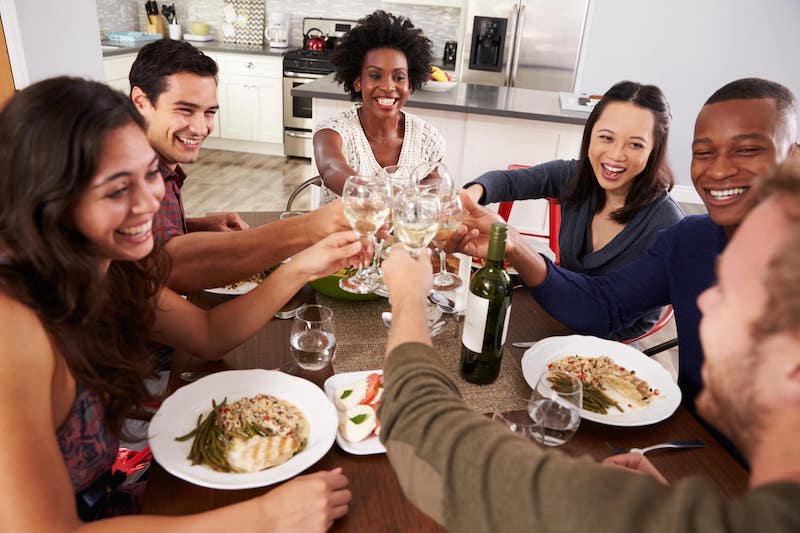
[314,10,445,201]
[464,81,685,340]
[0,78,353,527]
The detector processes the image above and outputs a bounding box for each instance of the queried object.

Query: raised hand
[383,246,433,304]
[290,231,363,281]
[443,190,519,258]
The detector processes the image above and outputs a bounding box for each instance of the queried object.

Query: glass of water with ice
[289,305,336,371]
[529,370,582,447]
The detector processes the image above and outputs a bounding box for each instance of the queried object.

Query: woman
[313,10,445,203]
[0,78,353,530]
[464,81,684,340]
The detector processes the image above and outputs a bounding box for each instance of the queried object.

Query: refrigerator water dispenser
[468,16,507,72]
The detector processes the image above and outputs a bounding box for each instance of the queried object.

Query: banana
[429,66,451,82]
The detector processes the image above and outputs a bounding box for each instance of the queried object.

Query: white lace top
[314,105,446,203]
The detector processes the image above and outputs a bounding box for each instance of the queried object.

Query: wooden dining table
[142,212,749,531]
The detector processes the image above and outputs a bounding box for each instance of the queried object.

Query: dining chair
[285,175,322,212]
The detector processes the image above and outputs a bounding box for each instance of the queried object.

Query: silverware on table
[428,292,456,314]
[179,371,213,382]
[511,341,537,348]
[605,439,705,455]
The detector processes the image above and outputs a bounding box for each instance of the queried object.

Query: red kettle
[305,28,326,51]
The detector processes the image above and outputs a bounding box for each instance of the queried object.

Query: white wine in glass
[340,174,391,294]
[392,189,440,257]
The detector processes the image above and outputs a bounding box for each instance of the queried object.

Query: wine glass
[410,160,455,192]
[289,304,336,371]
[340,174,392,294]
[370,165,413,297]
[529,370,582,447]
[391,189,441,258]
[492,397,539,441]
[431,189,464,291]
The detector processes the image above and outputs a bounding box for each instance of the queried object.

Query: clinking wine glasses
[340,174,392,294]
[370,165,413,297]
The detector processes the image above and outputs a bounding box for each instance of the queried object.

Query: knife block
[147,15,167,37]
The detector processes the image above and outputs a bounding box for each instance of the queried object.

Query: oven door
[283,74,322,130]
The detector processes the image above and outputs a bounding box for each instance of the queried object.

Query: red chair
[498,164,674,346]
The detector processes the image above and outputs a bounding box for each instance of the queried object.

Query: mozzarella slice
[339,404,377,443]
[370,383,384,405]
[334,379,367,411]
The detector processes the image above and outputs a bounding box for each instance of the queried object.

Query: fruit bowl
[421,80,458,92]
[309,270,380,301]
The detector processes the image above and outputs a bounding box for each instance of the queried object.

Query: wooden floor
[182,149,709,375]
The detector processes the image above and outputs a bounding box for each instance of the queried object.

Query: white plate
[323,370,386,455]
[521,335,681,427]
[204,282,258,296]
[148,369,337,489]
[421,80,457,92]
[471,257,519,276]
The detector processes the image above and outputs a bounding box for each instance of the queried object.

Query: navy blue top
[468,159,685,339]
[530,215,728,406]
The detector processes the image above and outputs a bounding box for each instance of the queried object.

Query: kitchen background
[96,0,462,60]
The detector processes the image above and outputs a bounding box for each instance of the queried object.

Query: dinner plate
[323,370,386,455]
[520,335,681,427]
[471,257,519,276]
[204,282,259,296]
[148,369,337,489]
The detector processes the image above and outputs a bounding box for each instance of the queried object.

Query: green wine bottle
[460,222,512,384]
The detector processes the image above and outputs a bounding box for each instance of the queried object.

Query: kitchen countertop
[293,73,589,125]
[102,39,298,58]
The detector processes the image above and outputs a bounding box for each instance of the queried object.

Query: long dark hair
[0,77,170,436]
[563,81,674,223]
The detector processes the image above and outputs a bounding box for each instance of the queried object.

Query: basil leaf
[340,389,352,399]
[349,414,367,424]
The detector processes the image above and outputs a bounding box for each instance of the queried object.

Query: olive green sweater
[378,342,800,533]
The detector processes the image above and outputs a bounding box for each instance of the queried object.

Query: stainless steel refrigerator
[460,0,591,91]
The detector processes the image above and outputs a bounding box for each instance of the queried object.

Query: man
[447,78,799,407]
[129,40,349,292]
[378,160,800,532]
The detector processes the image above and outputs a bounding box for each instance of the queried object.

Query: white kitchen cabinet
[103,53,136,94]
[216,54,283,144]
[390,0,463,6]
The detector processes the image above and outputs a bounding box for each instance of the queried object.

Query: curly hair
[0,77,170,437]
[562,81,674,224]
[330,10,433,99]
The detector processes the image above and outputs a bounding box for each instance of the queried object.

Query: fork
[605,439,705,455]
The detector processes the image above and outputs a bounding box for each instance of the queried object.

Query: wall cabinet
[103,53,136,94]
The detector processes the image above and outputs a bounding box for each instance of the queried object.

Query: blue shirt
[530,215,728,406]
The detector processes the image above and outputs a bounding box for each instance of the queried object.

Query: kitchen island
[294,73,589,235]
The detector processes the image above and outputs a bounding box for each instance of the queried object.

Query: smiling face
[71,123,165,270]
[133,71,218,167]
[587,102,655,199]
[695,197,788,451]
[691,98,788,233]
[354,47,411,118]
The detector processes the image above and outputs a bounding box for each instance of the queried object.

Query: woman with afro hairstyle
[314,10,445,202]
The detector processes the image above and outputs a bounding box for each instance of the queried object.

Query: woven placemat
[319,294,531,413]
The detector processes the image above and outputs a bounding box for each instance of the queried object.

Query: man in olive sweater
[378,160,800,532]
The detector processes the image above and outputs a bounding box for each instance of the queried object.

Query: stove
[282,18,357,158]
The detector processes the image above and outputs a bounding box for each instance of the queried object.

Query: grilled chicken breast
[226,435,300,472]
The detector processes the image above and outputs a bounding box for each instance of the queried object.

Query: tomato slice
[360,373,382,405]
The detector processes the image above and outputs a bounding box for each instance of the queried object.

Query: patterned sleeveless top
[56,383,118,493]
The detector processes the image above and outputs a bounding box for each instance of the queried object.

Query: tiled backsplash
[97,1,460,59]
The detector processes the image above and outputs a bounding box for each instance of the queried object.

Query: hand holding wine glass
[340,174,391,294]
[391,189,440,258]
[431,190,464,291]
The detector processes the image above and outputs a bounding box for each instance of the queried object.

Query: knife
[511,341,537,348]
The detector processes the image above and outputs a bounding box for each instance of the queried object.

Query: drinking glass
[340,174,392,294]
[529,370,582,447]
[391,189,441,258]
[431,190,464,291]
[370,165,413,297]
[289,304,336,371]
[492,398,539,441]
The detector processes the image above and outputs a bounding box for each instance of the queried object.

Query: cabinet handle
[247,62,255,69]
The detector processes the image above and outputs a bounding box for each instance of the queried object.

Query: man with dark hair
[379,159,800,533]
[449,77,799,410]
[129,40,349,292]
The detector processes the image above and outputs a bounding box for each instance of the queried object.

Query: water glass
[289,305,336,371]
[492,398,539,441]
[530,370,582,446]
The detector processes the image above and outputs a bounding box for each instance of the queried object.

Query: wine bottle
[460,223,512,384]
